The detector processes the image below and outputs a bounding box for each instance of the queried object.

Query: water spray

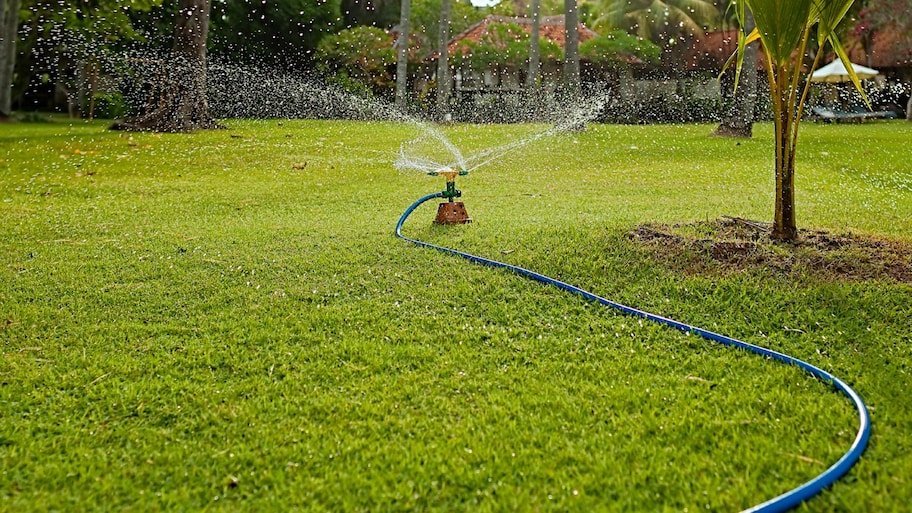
[427,168,471,225]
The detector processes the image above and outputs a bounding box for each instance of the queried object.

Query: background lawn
[1,118,910,511]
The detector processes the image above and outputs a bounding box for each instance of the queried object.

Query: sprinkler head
[428,168,471,224]
[428,168,468,181]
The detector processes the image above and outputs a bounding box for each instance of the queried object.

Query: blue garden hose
[396,191,870,513]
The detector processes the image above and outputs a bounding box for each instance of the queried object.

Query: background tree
[564,0,580,97]
[450,21,562,73]
[591,0,721,45]
[410,0,482,57]
[208,0,341,68]
[317,26,397,98]
[578,29,661,64]
[732,0,864,240]
[527,0,542,90]
[714,7,757,137]
[394,0,483,110]
[10,0,160,117]
[579,29,660,122]
[0,0,20,119]
[115,0,218,131]
[435,0,450,121]
[341,0,400,27]
[394,0,410,109]
[852,0,912,120]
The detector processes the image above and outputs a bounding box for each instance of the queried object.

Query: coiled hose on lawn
[396,191,870,513]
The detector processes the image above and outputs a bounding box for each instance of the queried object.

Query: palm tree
[593,0,721,43]
[731,0,865,240]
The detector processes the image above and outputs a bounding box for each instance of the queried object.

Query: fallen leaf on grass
[685,375,717,388]
[784,452,825,466]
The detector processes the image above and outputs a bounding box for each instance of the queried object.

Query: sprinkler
[428,168,471,225]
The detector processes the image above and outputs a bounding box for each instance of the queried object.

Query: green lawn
[1,118,910,511]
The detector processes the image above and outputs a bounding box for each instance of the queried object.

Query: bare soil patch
[630,217,912,283]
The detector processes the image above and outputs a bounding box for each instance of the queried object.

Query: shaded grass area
[1,119,910,511]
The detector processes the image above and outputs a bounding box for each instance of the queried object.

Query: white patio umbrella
[810,59,880,83]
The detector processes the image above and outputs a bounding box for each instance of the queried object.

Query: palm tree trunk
[395,0,410,110]
[0,0,20,118]
[563,0,580,98]
[772,70,797,241]
[774,157,798,241]
[435,0,451,122]
[527,0,541,90]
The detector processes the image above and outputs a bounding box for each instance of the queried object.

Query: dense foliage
[209,0,342,67]
[314,26,398,98]
[579,29,661,65]
[12,0,162,112]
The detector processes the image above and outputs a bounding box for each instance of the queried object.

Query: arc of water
[396,93,609,176]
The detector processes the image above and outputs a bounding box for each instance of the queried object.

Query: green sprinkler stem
[443,181,461,202]
[428,169,468,202]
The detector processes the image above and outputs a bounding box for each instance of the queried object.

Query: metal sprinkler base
[434,201,472,225]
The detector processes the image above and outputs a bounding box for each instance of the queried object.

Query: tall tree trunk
[563,0,580,98]
[714,9,757,138]
[435,0,450,122]
[527,0,541,90]
[0,0,20,119]
[907,94,911,122]
[395,0,410,111]
[114,0,219,132]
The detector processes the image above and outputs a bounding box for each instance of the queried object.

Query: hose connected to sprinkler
[427,168,471,224]
[396,192,870,513]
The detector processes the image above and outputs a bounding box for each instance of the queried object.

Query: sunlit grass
[1,118,910,511]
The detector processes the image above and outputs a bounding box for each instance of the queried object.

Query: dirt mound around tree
[630,217,912,283]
